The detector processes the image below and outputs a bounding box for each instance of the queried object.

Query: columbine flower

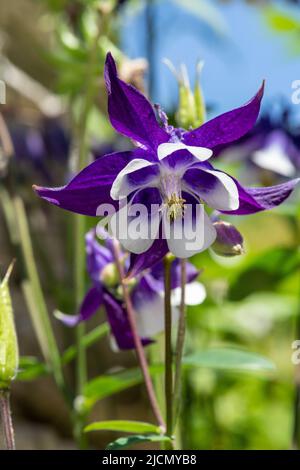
[218,107,300,183]
[34,53,299,275]
[56,229,206,350]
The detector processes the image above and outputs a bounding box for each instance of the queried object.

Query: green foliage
[105,434,171,450]
[0,264,19,389]
[228,247,300,300]
[85,420,161,434]
[183,348,276,373]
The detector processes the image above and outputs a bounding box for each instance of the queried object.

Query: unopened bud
[100,262,119,288]
[212,221,244,257]
[164,59,206,129]
[0,262,19,389]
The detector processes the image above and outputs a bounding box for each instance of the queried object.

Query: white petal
[163,208,216,258]
[108,202,160,254]
[171,282,206,306]
[110,158,155,200]
[201,170,239,211]
[135,291,179,337]
[252,144,296,177]
[157,142,212,161]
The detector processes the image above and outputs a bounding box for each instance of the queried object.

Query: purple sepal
[183,82,264,150]
[33,151,138,216]
[57,286,103,326]
[103,291,152,350]
[105,53,169,151]
[223,177,300,215]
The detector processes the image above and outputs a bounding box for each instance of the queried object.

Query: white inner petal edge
[185,169,240,211]
[135,291,180,338]
[252,144,296,177]
[163,209,217,258]
[171,281,207,306]
[157,142,213,161]
[110,158,155,200]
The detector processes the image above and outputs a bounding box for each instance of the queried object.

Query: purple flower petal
[56,286,103,326]
[150,259,199,290]
[183,82,264,150]
[183,166,239,211]
[85,229,113,282]
[127,236,169,279]
[105,53,169,151]
[103,291,152,350]
[222,177,300,215]
[33,151,141,216]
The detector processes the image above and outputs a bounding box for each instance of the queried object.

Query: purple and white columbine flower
[56,230,205,350]
[34,53,299,275]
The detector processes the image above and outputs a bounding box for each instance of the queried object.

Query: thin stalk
[72,23,102,447]
[164,255,173,437]
[112,239,165,430]
[0,389,15,450]
[14,197,65,394]
[173,259,186,428]
[292,217,300,449]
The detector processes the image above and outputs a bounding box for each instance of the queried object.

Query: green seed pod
[0,262,19,389]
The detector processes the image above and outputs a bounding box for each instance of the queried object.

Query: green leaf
[106,434,171,451]
[85,420,161,435]
[61,322,109,365]
[17,357,48,381]
[264,6,300,32]
[183,348,276,373]
[229,247,300,300]
[83,364,163,409]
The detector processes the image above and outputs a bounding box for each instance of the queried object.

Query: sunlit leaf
[83,364,163,408]
[85,420,161,435]
[183,348,276,373]
[106,434,171,450]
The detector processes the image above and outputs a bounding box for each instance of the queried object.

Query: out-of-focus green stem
[173,259,186,429]
[72,22,103,448]
[164,255,173,440]
[13,197,66,395]
[292,219,300,449]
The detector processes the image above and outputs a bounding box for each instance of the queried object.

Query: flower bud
[100,262,119,288]
[0,263,19,389]
[164,60,206,129]
[211,221,244,257]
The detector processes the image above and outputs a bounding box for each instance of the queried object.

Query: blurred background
[0,0,300,450]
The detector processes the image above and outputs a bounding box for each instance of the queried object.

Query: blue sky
[121,0,300,120]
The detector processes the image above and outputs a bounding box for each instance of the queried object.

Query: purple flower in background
[218,107,300,184]
[34,53,299,275]
[5,113,70,183]
[56,230,205,350]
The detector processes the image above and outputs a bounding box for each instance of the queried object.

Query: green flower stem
[14,197,65,395]
[292,219,300,449]
[0,389,15,450]
[173,259,187,428]
[164,255,173,439]
[112,239,165,430]
[72,21,104,447]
